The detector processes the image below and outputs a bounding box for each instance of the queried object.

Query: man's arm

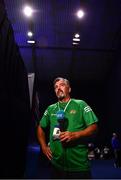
[60,123,98,143]
[37,126,52,160]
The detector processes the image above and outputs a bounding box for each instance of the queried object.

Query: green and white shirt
[39,98,98,171]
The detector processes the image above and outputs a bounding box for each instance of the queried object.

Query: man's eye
[61,84,65,86]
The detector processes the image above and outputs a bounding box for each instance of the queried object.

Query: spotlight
[74,33,80,38]
[27,31,33,37]
[72,42,79,45]
[73,38,80,42]
[27,40,35,44]
[23,6,33,17]
[76,10,85,19]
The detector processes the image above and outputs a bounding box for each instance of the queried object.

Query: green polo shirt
[39,99,98,171]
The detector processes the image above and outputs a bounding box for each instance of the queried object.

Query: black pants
[114,149,121,167]
[50,165,92,179]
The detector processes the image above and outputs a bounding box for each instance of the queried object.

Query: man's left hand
[60,131,76,142]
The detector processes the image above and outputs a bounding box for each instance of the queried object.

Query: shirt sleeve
[39,107,50,128]
[81,100,98,126]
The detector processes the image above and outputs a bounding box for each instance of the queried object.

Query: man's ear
[69,87,71,93]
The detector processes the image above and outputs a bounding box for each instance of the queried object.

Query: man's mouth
[57,90,65,100]
[57,90,63,95]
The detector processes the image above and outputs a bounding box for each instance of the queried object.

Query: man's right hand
[42,146,52,160]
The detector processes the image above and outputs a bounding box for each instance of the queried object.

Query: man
[37,77,98,179]
[0,1,30,178]
[111,133,121,168]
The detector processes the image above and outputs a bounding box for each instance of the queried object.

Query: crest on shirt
[70,109,76,114]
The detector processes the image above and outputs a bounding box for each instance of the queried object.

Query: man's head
[113,133,117,137]
[53,77,71,101]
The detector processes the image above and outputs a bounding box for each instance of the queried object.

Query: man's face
[54,80,71,100]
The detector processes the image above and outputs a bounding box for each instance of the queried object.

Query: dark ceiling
[4,0,121,82]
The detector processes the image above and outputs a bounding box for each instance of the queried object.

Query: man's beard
[58,94,65,100]
[57,91,65,100]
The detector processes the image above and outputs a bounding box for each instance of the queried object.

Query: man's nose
[57,87,61,92]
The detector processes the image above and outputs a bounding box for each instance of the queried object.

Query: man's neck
[59,96,71,103]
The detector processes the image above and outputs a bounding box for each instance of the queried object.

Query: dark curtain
[0,1,31,178]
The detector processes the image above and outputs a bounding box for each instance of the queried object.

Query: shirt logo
[70,110,76,114]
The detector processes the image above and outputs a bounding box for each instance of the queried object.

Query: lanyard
[58,99,71,112]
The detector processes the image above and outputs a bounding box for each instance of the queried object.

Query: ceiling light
[73,38,80,42]
[27,40,35,44]
[76,10,85,18]
[27,31,33,37]
[23,6,33,17]
[72,42,79,45]
[74,33,80,38]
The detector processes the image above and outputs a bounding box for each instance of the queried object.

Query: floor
[24,143,121,179]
